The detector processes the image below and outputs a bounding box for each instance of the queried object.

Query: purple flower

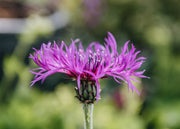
[30,32,148,102]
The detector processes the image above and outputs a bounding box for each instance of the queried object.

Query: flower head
[30,32,148,103]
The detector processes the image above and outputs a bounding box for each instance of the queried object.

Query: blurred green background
[0,0,180,129]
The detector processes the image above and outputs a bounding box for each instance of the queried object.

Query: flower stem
[82,104,94,129]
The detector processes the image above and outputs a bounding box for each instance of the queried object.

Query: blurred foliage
[0,0,180,129]
[0,83,145,129]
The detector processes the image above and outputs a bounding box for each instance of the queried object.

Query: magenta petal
[95,79,100,102]
[77,75,81,94]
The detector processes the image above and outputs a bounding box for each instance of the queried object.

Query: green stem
[82,104,94,129]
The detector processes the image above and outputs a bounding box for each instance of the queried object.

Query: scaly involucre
[30,32,148,101]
